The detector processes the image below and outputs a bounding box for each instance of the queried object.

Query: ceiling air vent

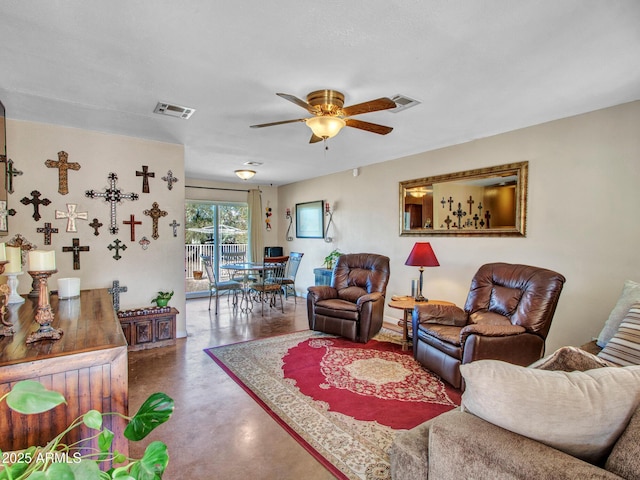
[154,102,196,119]
[389,94,421,113]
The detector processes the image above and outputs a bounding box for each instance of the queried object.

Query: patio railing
[185,243,248,281]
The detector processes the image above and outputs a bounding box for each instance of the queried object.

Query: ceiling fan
[250,90,397,143]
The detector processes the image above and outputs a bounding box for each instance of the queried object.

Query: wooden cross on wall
[37,222,59,245]
[143,202,168,240]
[45,151,81,195]
[85,172,139,234]
[89,218,103,236]
[123,214,142,242]
[20,190,51,221]
[62,238,90,270]
[108,280,127,311]
[55,203,88,232]
[467,195,474,214]
[136,165,155,194]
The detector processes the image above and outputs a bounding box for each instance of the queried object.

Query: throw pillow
[460,360,640,464]
[597,280,640,348]
[413,304,467,326]
[598,303,640,366]
[529,345,614,371]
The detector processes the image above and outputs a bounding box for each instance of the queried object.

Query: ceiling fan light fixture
[235,169,256,180]
[305,116,346,139]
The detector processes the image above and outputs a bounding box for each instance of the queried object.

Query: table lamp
[405,242,439,302]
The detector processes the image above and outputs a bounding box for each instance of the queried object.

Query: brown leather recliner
[307,253,390,343]
[412,262,566,388]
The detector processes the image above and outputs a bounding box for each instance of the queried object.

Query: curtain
[247,189,264,263]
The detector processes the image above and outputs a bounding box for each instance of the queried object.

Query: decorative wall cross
[467,195,474,214]
[143,202,168,240]
[447,196,454,211]
[443,216,452,230]
[484,210,491,229]
[139,237,150,250]
[169,219,180,237]
[55,203,88,232]
[89,218,103,236]
[21,190,51,221]
[6,158,23,194]
[45,151,81,195]
[161,170,178,190]
[0,201,16,232]
[440,197,446,209]
[37,222,59,245]
[108,280,127,312]
[62,238,90,270]
[136,165,155,194]
[453,202,467,229]
[85,172,139,234]
[107,239,127,260]
[123,214,142,242]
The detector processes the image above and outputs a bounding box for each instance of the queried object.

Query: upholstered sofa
[390,346,640,480]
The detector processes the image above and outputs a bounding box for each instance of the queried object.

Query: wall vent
[389,94,421,113]
[154,102,196,119]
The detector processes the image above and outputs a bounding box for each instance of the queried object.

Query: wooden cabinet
[0,289,128,458]
[117,307,178,351]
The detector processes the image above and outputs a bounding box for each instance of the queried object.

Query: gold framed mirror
[399,162,528,237]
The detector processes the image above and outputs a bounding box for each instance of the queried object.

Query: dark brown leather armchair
[412,262,566,388]
[307,253,390,343]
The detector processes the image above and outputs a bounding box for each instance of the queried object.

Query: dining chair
[280,252,304,303]
[201,255,243,314]
[249,257,288,316]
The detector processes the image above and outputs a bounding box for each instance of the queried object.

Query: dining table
[221,262,270,312]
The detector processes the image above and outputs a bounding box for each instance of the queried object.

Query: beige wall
[5,120,187,336]
[277,100,640,352]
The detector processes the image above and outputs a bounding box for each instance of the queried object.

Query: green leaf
[69,459,102,479]
[98,428,114,453]
[43,462,74,480]
[84,410,103,430]
[129,442,168,480]
[112,451,127,465]
[124,393,174,441]
[5,380,66,414]
[0,446,37,480]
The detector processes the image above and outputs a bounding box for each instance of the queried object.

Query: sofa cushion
[597,280,640,348]
[460,359,640,464]
[598,303,640,366]
[530,345,614,371]
[605,404,640,480]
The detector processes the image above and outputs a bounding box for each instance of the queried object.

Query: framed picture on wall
[296,200,324,239]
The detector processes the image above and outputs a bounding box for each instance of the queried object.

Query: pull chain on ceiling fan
[250,90,397,144]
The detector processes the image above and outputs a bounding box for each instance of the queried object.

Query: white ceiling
[1,1,639,186]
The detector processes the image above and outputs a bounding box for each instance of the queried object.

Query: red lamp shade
[405,242,440,267]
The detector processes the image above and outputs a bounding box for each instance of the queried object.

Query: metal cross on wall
[107,239,127,260]
[453,202,467,229]
[85,172,139,234]
[467,195,474,214]
[0,201,16,232]
[55,203,88,232]
[143,202,168,240]
[37,222,59,245]
[20,190,51,221]
[169,219,180,237]
[45,151,81,195]
[123,214,142,242]
[6,158,23,194]
[484,210,491,229]
[161,170,178,190]
[447,196,454,211]
[108,280,127,312]
[89,218,103,236]
[136,165,155,194]
[62,238,90,270]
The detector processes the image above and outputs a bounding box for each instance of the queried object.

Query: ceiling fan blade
[309,133,323,144]
[345,118,393,135]
[250,118,307,128]
[341,97,397,117]
[276,93,316,113]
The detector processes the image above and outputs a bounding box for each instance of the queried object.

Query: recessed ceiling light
[153,102,196,119]
[244,161,263,166]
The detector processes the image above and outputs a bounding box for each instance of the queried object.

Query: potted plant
[151,291,174,307]
[323,249,342,270]
[0,379,174,479]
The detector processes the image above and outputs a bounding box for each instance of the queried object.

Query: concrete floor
[128,294,337,479]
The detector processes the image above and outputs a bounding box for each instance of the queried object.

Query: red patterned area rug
[205,329,460,480]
